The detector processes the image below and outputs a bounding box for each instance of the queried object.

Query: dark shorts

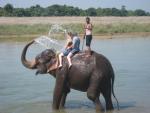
[70,49,80,55]
[86,35,92,47]
[62,48,72,56]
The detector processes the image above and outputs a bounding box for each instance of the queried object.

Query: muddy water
[0,37,150,113]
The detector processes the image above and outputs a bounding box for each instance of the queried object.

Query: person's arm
[83,24,86,39]
[66,41,73,49]
[72,37,76,48]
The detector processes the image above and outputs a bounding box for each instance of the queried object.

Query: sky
[0,0,150,12]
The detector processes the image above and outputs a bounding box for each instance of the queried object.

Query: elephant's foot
[59,91,69,109]
[95,106,104,112]
[105,99,114,111]
[94,98,104,112]
[52,102,60,110]
[106,104,114,111]
[95,105,104,112]
[59,105,65,109]
[59,100,65,109]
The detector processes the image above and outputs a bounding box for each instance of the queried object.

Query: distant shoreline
[0,32,150,42]
[0,17,150,42]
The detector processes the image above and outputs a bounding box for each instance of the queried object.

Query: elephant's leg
[53,84,63,110]
[59,86,70,109]
[59,92,67,109]
[87,88,103,111]
[87,76,103,111]
[102,81,114,110]
[103,92,113,110]
[52,74,67,110]
[95,97,104,112]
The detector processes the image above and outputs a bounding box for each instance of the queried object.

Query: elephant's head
[21,41,57,75]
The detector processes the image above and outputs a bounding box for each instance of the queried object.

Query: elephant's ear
[47,58,58,72]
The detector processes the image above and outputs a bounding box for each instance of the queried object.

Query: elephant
[21,41,119,111]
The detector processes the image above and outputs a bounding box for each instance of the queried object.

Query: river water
[0,37,150,113]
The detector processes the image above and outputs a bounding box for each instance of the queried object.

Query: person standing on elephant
[58,32,73,68]
[83,17,93,55]
[67,33,80,68]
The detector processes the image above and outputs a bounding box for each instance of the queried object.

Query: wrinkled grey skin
[21,41,119,111]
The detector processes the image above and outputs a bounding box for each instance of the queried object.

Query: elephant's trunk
[21,41,36,69]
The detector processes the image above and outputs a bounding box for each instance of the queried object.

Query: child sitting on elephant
[58,32,73,68]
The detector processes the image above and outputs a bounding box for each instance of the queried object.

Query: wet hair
[67,41,73,46]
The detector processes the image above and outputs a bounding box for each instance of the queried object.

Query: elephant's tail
[111,69,120,110]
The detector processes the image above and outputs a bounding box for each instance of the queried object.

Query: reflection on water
[0,37,150,113]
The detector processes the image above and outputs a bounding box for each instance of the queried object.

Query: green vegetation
[94,23,150,34]
[1,23,150,41]
[0,4,150,17]
[0,35,36,42]
[0,24,49,35]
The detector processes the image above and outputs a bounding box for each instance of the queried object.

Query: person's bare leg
[67,53,73,68]
[58,53,63,68]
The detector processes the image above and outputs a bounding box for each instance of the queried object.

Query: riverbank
[0,17,150,41]
[1,32,150,42]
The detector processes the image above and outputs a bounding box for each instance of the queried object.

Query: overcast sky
[0,0,150,12]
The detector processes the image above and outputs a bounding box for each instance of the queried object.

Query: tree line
[0,3,150,17]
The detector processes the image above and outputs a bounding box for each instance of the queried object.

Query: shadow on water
[65,100,94,109]
[1,98,136,113]
[57,100,136,113]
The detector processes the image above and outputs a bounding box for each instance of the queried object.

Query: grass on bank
[0,23,150,41]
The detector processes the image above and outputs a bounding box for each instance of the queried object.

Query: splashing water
[48,24,67,39]
[34,24,68,50]
[34,35,62,49]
